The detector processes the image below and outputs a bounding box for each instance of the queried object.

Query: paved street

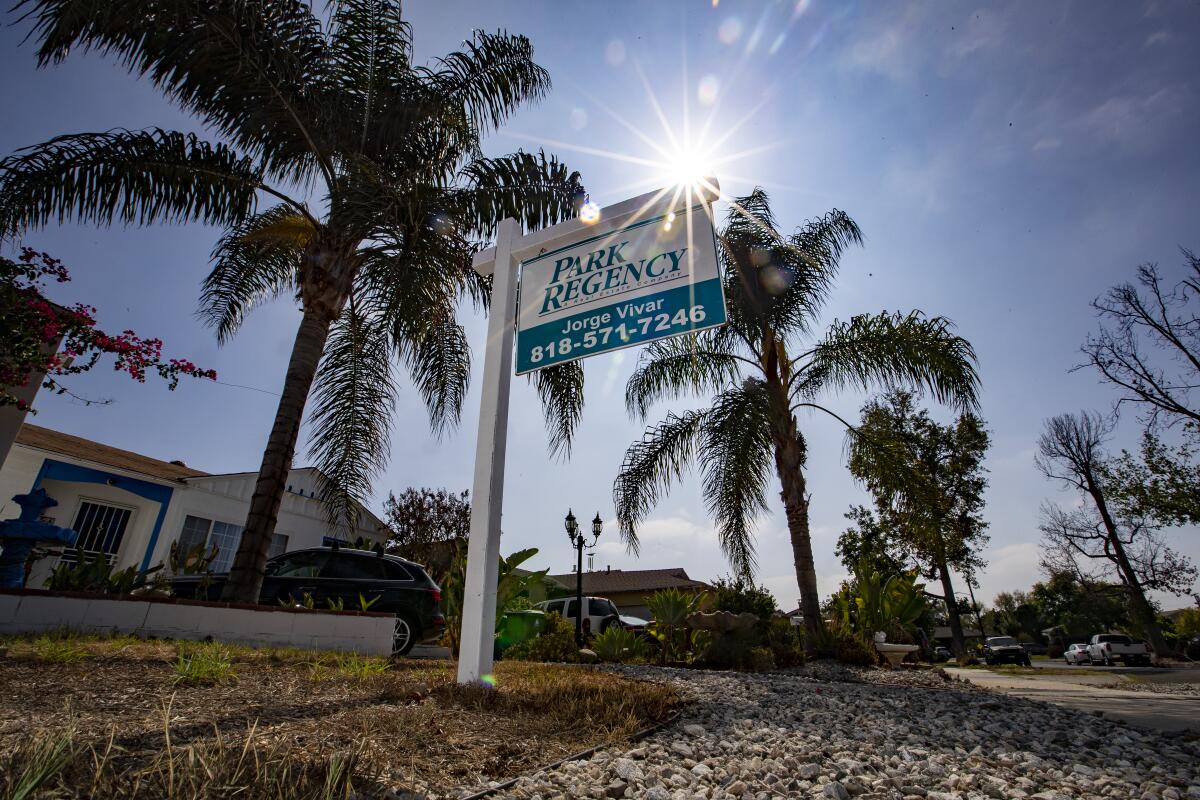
[946,666,1200,734]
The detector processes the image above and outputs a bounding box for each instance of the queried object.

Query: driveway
[946,666,1200,733]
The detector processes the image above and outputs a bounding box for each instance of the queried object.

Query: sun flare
[664,147,715,192]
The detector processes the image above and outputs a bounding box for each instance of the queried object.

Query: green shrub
[1046,641,1064,659]
[747,646,776,672]
[502,612,579,663]
[45,553,163,595]
[764,618,805,668]
[700,628,759,669]
[591,627,647,663]
[173,642,235,686]
[819,626,877,666]
[711,574,777,619]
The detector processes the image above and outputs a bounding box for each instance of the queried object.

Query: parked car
[982,636,1032,666]
[932,646,953,662]
[1063,643,1091,665]
[170,547,444,655]
[1019,641,1048,656]
[1087,633,1152,666]
[534,596,621,634]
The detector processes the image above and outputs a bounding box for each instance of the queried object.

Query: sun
[665,147,715,190]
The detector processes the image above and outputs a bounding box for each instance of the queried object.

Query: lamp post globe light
[565,509,602,646]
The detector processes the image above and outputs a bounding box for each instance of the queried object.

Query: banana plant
[832,559,926,643]
[441,545,547,656]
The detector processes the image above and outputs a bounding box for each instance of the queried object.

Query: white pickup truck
[1086,633,1153,666]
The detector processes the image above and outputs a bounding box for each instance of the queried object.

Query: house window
[62,500,133,566]
[207,521,243,573]
[175,515,243,573]
[268,533,289,559]
[177,515,211,561]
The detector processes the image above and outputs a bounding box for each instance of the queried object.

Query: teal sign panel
[515,204,726,374]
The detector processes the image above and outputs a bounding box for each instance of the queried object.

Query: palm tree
[0,1,586,602]
[613,189,979,642]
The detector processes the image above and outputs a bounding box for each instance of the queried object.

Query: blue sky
[3,1,1198,609]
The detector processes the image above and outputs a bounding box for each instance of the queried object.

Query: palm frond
[772,209,862,331]
[699,380,774,578]
[328,0,412,151]
[419,30,551,133]
[720,190,861,338]
[625,331,744,420]
[532,361,585,459]
[201,205,306,343]
[0,128,265,235]
[358,234,476,435]
[612,410,708,555]
[457,150,583,237]
[798,311,980,411]
[308,302,396,530]
[19,0,333,186]
[396,308,472,436]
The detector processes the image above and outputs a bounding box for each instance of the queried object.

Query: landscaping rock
[456,664,1200,800]
[577,649,599,664]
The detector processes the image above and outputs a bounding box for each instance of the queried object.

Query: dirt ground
[0,637,678,797]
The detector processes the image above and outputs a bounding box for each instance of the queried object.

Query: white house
[0,423,388,586]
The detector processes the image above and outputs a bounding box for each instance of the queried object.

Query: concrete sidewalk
[946,667,1200,734]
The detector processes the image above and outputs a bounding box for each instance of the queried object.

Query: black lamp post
[565,509,602,646]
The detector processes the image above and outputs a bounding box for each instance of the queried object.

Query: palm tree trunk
[220,307,334,603]
[769,409,823,649]
[937,560,966,658]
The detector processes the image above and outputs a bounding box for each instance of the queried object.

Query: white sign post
[456,183,721,684]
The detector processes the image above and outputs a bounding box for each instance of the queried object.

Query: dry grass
[0,633,678,798]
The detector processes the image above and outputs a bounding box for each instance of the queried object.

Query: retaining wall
[0,588,395,655]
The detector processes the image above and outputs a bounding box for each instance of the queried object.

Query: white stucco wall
[0,439,388,588]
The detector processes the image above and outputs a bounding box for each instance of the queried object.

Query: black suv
[170,547,444,655]
[982,635,1032,666]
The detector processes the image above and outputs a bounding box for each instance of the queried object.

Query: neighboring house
[932,626,984,647]
[546,567,709,620]
[0,424,387,587]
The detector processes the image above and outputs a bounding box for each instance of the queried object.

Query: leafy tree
[1080,248,1200,428]
[1175,606,1200,639]
[0,1,585,603]
[382,487,470,573]
[985,591,1044,641]
[613,190,979,644]
[1103,429,1200,527]
[846,390,989,658]
[1028,570,1132,643]
[836,505,912,578]
[711,574,777,619]
[1036,412,1197,656]
[1,247,214,409]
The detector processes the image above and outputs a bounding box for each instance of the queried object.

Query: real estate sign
[515,204,726,374]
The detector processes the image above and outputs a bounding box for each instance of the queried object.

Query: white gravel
[456,663,1200,800]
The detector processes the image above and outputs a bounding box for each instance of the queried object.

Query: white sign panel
[514,203,726,374]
